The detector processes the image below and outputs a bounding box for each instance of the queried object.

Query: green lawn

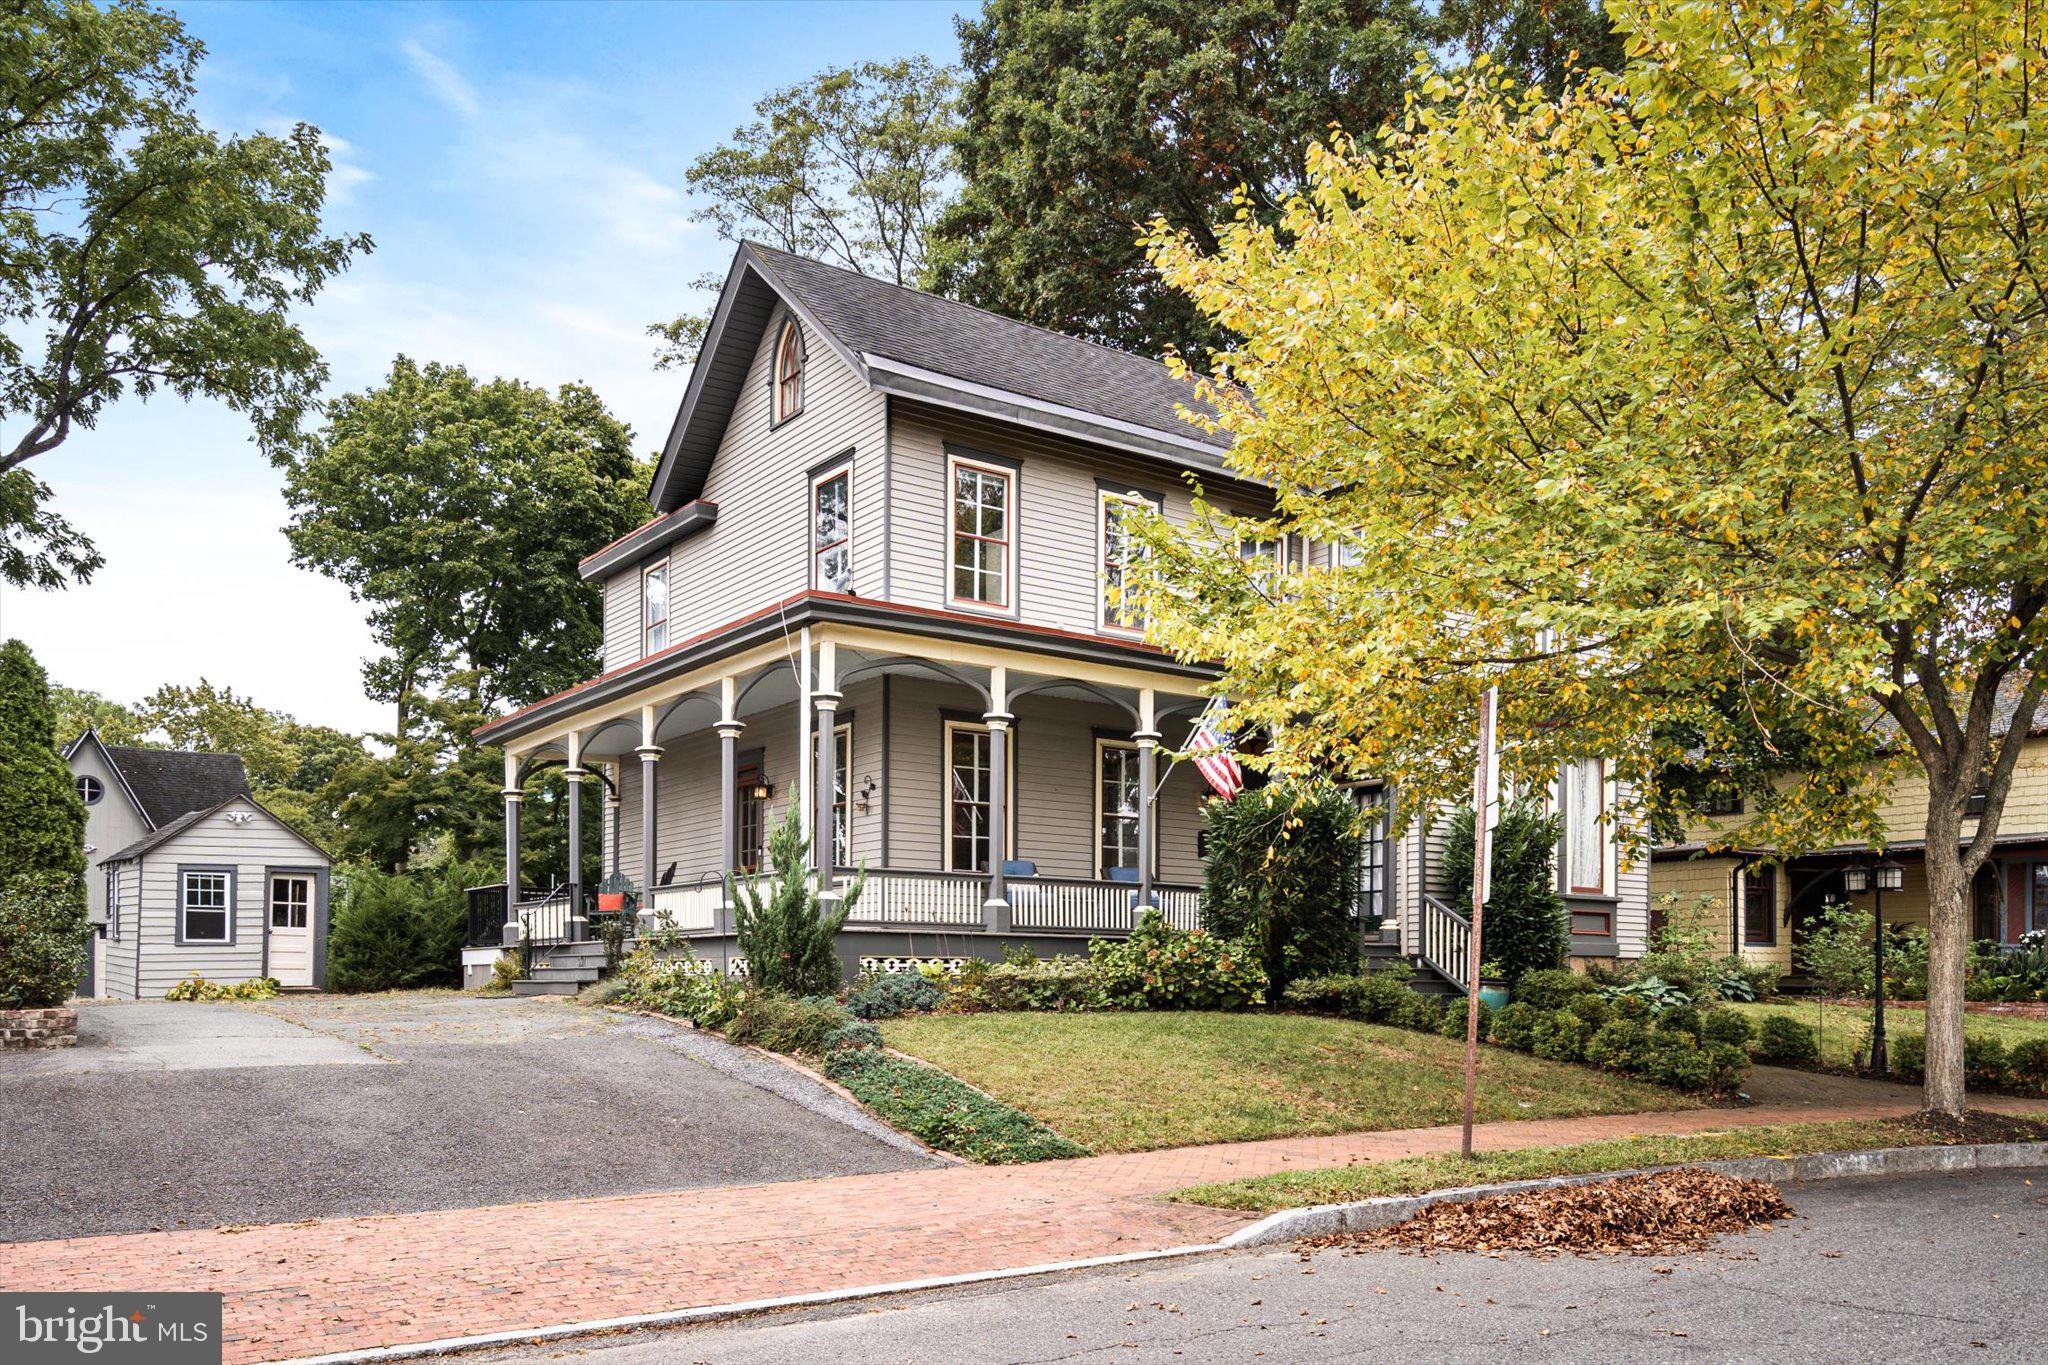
[877,1011,1691,1154]
[1731,1000,2048,1071]
[1171,1113,2048,1212]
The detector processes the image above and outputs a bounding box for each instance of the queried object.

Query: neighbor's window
[949,458,1013,609]
[76,774,103,806]
[180,870,230,943]
[643,561,668,656]
[812,465,852,592]
[1742,866,1776,946]
[774,319,804,422]
[1096,739,1142,877]
[1563,758,1608,895]
[1357,789,1388,923]
[1098,491,1149,632]
[105,866,120,940]
[945,720,1011,871]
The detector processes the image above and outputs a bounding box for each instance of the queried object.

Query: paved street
[472,1168,2048,1363]
[0,993,929,1242]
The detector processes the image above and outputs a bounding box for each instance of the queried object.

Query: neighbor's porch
[469,623,1219,959]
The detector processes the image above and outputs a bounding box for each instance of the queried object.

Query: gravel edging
[1220,1140,2048,1246]
[603,1011,938,1161]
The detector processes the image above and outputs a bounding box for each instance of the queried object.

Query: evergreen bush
[1441,796,1568,986]
[0,640,86,883]
[731,803,857,997]
[0,871,89,1008]
[2005,1038,2048,1096]
[1755,1014,1819,1064]
[325,861,483,992]
[1515,967,1597,1012]
[1198,782,1364,994]
[848,970,943,1019]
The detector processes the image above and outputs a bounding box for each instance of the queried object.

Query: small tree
[325,865,468,993]
[1441,797,1568,986]
[0,639,85,882]
[1798,900,1875,1063]
[0,871,89,1008]
[1199,783,1364,994]
[730,803,861,996]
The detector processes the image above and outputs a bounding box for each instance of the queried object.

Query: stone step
[525,963,602,982]
[510,978,582,996]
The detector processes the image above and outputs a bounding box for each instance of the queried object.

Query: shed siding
[599,316,887,673]
[70,740,151,922]
[102,861,141,1000]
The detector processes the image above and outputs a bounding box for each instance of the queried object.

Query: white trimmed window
[948,456,1014,610]
[1563,758,1609,895]
[1357,787,1388,923]
[76,774,103,805]
[1098,491,1150,633]
[270,875,309,929]
[812,465,852,592]
[1095,739,1143,877]
[944,720,1013,872]
[180,870,230,943]
[642,560,669,656]
[774,319,805,422]
[831,721,852,868]
[105,866,120,940]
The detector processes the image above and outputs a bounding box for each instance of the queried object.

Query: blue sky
[0,0,965,734]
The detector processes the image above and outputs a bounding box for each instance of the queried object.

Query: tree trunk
[1920,791,1970,1119]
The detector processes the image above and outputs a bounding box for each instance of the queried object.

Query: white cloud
[401,37,481,118]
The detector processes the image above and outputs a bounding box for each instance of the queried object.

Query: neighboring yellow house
[1650,728,2048,975]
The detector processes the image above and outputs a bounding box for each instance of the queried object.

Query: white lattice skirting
[859,955,968,976]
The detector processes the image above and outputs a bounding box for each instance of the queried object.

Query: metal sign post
[1460,686,1499,1160]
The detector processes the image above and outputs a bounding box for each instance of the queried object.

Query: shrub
[1515,968,1596,1012]
[326,861,483,993]
[1436,998,1492,1041]
[967,958,1105,1012]
[1703,1043,1751,1095]
[1798,902,1875,999]
[822,1020,884,1054]
[1441,797,1568,985]
[2006,1038,2048,1096]
[1888,1031,1927,1081]
[1755,1014,1819,1064]
[1655,1003,1703,1040]
[1611,991,1654,1022]
[1198,782,1366,992]
[1699,1008,1754,1050]
[848,970,943,1020]
[0,871,89,1009]
[1566,993,1613,1030]
[1883,925,1930,1000]
[1089,911,1265,1010]
[1488,1000,1540,1051]
[1643,1033,1714,1091]
[1532,1009,1591,1063]
[164,975,280,1002]
[825,1047,1087,1162]
[731,805,857,996]
[1282,967,1416,1024]
[1585,1018,1654,1071]
[1716,959,1784,1003]
[0,640,86,884]
[725,993,852,1056]
[1965,1034,2010,1089]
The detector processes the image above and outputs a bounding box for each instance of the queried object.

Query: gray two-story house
[472,244,1648,990]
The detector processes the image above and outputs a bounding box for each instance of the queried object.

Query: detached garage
[98,794,333,998]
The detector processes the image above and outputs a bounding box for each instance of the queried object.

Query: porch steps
[510,941,608,997]
[1358,934,1460,996]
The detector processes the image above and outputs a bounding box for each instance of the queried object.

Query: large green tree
[0,639,84,881]
[0,0,368,588]
[1129,0,2048,1118]
[927,0,1435,359]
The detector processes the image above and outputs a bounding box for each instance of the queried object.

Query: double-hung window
[949,456,1013,610]
[1742,866,1776,946]
[1357,788,1389,924]
[180,869,230,944]
[831,722,852,868]
[945,720,1012,872]
[1562,758,1608,895]
[1098,490,1151,633]
[643,561,668,656]
[812,465,852,593]
[1096,739,1143,877]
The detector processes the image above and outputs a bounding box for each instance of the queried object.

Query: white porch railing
[646,880,722,932]
[1156,885,1201,931]
[1009,876,1138,932]
[842,870,984,926]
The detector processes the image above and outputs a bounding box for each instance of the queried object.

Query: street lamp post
[1843,859,1906,1074]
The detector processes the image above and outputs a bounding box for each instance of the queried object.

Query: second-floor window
[773,319,804,423]
[1099,491,1149,633]
[949,456,1013,610]
[812,465,852,592]
[643,561,669,656]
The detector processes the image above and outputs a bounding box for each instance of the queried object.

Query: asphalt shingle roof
[101,744,250,827]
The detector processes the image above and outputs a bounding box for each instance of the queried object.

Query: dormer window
[773,319,804,423]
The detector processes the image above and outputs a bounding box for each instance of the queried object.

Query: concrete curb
[263,1140,2048,1365]
[1219,1140,2048,1246]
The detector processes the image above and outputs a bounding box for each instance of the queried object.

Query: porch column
[716,675,743,933]
[813,639,841,904]
[501,751,522,946]
[983,666,1012,934]
[1135,687,1160,919]
[604,766,622,880]
[565,730,587,942]
[636,704,661,904]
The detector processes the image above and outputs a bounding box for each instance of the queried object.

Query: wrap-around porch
[477,622,1217,960]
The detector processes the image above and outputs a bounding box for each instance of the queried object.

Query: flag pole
[1460,685,1499,1160]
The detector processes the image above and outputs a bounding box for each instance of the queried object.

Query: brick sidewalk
[5,1092,2037,1363]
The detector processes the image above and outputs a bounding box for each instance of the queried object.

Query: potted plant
[1477,960,1511,1011]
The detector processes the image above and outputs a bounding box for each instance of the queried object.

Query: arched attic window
[773,319,805,423]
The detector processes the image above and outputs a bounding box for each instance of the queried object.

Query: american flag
[1188,699,1244,799]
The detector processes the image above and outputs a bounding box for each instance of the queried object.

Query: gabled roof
[101,792,331,865]
[65,730,251,829]
[649,242,1234,513]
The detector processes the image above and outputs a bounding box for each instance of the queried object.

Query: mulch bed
[1299,1169,1793,1259]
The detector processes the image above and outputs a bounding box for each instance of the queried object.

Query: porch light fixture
[1841,864,1870,894]
[750,779,774,801]
[857,775,877,814]
[1872,859,1905,893]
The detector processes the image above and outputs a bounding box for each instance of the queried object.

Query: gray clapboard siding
[599,313,887,673]
[72,742,149,920]
[102,861,140,1000]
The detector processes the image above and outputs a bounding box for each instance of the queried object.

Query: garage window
[179,869,232,944]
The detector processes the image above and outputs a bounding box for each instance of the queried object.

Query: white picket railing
[1155,885,1202,931]
[843,870,984,926]
[646,880,722,932]
[1418,893,1473,995]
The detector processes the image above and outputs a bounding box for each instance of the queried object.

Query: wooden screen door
[267,874,315,987]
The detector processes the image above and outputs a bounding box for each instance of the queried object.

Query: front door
[267,874,316,987]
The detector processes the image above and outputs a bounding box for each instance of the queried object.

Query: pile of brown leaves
[1300,1168,1794,1258]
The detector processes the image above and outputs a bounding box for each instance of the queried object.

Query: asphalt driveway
[0,993,932,1243]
